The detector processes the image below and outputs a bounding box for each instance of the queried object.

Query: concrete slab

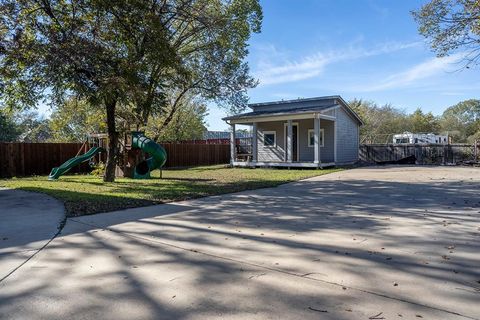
[0,189,65,280]
[1,166,479,319]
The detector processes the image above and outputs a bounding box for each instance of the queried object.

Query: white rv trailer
[393,132,448,144]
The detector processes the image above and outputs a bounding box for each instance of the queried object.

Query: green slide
[48,146,104,180]
[132,132,167,179]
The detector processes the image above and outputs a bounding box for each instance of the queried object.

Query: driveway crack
[0,216,67,283]
[70,218,479,320]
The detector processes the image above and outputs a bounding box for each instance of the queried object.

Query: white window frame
[263,131,276,147]
[308,129,324,147]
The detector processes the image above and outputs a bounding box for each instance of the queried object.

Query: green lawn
[0,165,342,216]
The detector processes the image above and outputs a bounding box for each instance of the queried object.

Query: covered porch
[227,112,337,168]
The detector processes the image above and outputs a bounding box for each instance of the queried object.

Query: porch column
[314,117,322,166]
[334,119,337,163]
[334,109,338,163]
[252,122,257,162]
[230,123,236,165]
[286,120,293,162]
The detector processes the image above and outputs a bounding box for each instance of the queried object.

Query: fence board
[161,143,230,168]
[359,144,479,165]
[0,142,88,178]
[0,142,231,178]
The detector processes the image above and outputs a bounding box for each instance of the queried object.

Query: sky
[34,0,479,131]
[205,0,479,131]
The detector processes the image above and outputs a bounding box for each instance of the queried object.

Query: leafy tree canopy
[0,0,262,181]
[0,109,19,141]
[49,98,107,142]
[15,111,53,142]
[349,98,476,144]
[349,99,409,144]
[407,108,441,134]
[440,99,480,142]
[145,94,208,142]
[412,0,480,68]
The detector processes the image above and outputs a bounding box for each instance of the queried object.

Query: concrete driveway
[0,166,479,320]
[0,189,64,281]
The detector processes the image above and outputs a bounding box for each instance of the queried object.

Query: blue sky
[205,0,479,130]
[35,1,479,131]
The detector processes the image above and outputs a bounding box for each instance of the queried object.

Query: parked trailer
[393,132,448,144]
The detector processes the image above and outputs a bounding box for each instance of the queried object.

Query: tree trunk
[104,98,118,182]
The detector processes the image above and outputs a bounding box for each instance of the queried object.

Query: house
[392,132,449,144]
[222,96,363,168]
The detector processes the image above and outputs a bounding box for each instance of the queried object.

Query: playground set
[48,132,167,180]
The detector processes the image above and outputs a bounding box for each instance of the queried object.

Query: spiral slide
[48,146,104,180]
[132,132,167,179]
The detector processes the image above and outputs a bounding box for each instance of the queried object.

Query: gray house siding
[225,96,362,167]
[322,109,336,117]
[257,119,335,163]
[297,119,312,161]
[257,122,285,162]
[336,107,359,164]
[296,119,334,163]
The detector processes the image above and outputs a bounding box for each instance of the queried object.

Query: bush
[90,162,105,177]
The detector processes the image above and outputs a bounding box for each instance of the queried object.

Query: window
[263,131,276,147]
[308,129,324,147]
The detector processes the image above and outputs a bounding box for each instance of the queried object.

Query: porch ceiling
[227,112,336,125]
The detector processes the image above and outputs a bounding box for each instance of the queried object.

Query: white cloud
[253,41,421,86]
[354,53,463,92]
[256,53,332,85]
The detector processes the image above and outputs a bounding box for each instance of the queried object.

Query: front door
[284,124,298,161]
[292,125,298,161]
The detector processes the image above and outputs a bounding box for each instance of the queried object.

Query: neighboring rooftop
[203,130,251,140]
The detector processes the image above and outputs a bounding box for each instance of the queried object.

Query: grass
[0,165,342,216]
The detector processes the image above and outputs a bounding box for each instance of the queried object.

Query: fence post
[443,144,446,165]
[7,143,15,177]
[475,140,479,162]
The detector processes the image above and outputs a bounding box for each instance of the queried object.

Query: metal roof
[248,95,343,108]
[222,96,363,125]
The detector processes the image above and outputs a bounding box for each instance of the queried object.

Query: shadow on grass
[13,176,315,218]
[160,177,216,182]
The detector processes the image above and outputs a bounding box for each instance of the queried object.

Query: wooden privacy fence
[0,142,89,178]
[162,143,230,168]
[0,142,231,178]
[359,143,480,165]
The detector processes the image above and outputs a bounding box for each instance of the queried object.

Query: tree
[412,0,480,68]
[349,99,409,143]
[407,108,441,134]
[1,0,151,181]
[1,0,262,182]
[440,99,480,142]
[15,111,53,142]
[145,94,208,142]
[127,0,262,130]
[49,98,106,142]
[0,109,19,141]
